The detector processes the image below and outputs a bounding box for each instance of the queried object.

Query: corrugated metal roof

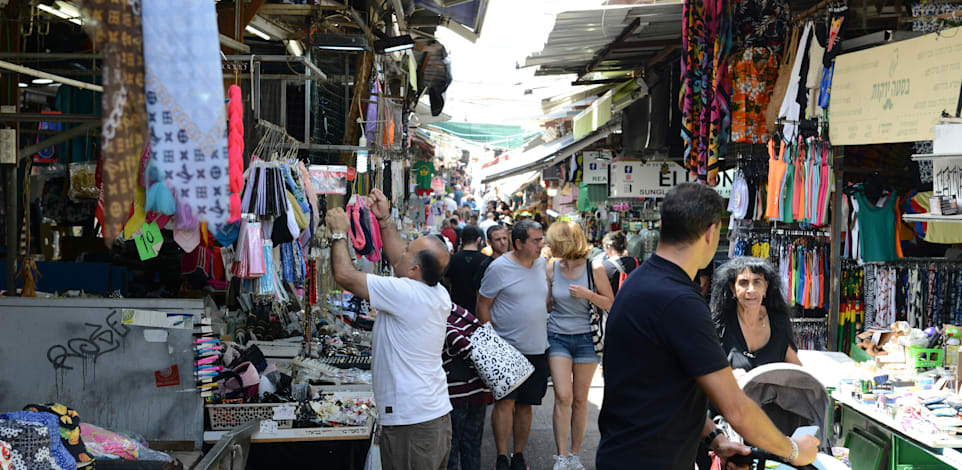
[525,2,684,76]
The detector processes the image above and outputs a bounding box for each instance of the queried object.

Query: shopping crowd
[327,183,818,470]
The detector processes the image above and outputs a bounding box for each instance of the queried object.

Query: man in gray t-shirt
[477,220,549,470]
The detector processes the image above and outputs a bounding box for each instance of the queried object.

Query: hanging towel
[80,0,148,244]
[142,0,229,250]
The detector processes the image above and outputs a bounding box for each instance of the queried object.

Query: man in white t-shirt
[328,189,453,470]
[478,211,499,240]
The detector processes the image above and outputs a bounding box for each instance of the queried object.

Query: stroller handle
[726,447,818,470]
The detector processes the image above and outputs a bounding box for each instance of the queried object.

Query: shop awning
[524,3,683,79]
[481,119,620,184]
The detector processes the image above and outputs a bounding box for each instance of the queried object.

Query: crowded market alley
[1,0,962,469]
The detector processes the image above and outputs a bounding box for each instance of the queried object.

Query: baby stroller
[715,363,848,470]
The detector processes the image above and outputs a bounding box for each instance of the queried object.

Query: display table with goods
[831,321,962,469]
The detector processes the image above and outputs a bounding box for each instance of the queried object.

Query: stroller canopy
[738,363,832,454]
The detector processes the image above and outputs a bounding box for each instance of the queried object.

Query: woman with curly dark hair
[709,256,802,374]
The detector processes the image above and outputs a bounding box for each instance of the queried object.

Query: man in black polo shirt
[596,183,818,470]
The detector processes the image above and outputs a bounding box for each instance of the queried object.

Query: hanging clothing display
[902,191,962,244]
[852,188,899,262]
[142,0,230,249]
[681,0,732,186]
[411,159,435,195]
[775,22,813,141]
[862,261,962,330]
[764,136,833,225]
[80,0,148,242]
[730,48,780,143]
[729,0,789,143]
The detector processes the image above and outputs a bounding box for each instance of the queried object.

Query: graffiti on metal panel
[47,309,131,370]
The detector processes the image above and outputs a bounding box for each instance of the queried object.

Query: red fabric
[212,246,224,280]
[441,227,458,248]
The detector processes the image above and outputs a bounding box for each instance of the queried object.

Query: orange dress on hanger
[765,139,787,220]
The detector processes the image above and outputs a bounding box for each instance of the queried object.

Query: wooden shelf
[902,213,962,223]
[911,153,962,161]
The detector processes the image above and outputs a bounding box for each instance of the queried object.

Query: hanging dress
[766,139,788,219]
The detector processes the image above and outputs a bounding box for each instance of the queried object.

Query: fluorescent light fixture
[38,2,82,25]
[284,39,304,57]
[18,82,27,88]
[374,34,415,54]
[32,78,54,85]
[313,33,367,52]
[245,25,270,41]
[546,187,558,197]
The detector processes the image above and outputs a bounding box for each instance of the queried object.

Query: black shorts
[503,352,549,406]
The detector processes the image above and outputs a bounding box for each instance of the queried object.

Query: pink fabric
[228,85,244,223]
[80,423,140,460]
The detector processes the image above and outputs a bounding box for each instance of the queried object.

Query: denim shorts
[547,332,599,364]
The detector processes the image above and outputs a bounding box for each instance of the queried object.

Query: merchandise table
[202,419,374,443]
[833,391,962,469]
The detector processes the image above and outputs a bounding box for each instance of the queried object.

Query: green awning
[427,122,531,149]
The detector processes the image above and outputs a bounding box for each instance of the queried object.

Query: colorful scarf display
[80,0,147,242]
[680,0,732,186]
[141,0,229,250]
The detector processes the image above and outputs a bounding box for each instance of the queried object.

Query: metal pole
[0,60,103,93]
[304,51,312,145]
[828,148,844,351]
[5,160,16,294]
[280,79,287,130]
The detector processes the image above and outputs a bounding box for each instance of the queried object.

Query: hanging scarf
[142,0,229,250]
[680,0,731,186]
[80,0,147,243]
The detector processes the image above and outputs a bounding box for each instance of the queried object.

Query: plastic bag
[79,423,172,462]
[363,432,381,470]
[68,162,98,199]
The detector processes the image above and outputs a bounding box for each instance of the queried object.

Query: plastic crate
[206,403,294,430]
[908,347,943,369]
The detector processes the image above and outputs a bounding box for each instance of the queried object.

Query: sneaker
[496,455,510,470]
[510,452,529,470]
[566,453,586,470]
[552,454,569,470]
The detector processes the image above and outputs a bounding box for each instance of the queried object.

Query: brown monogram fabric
[80,0,147,242]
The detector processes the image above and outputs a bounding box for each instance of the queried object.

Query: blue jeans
[446,402,486,470]
[547,332,600,363]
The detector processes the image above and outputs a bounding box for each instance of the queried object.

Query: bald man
[328,189,454,470]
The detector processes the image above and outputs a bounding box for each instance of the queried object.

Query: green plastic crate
[908,346,943,369]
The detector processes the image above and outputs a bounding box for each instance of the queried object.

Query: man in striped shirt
[444,304,493,470]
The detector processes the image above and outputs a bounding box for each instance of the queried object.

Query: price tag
[259,420,279,433]
[134,232,157,260]
[273,405,296,421]
[143,221,163,252]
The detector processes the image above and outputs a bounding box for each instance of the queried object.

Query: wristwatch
[703,428,724,447]
[331,232,348,241]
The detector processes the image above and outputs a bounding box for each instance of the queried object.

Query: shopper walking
[327,189,453,470]
[544,221,614,470]
[477,220,550,470]
[441,219,459,250]
[443,304,493,470]
[444,226,489,314]
[479,211,499,239]
[596,231,639,296]
[596,183,818,470]
[481,225,509,259]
